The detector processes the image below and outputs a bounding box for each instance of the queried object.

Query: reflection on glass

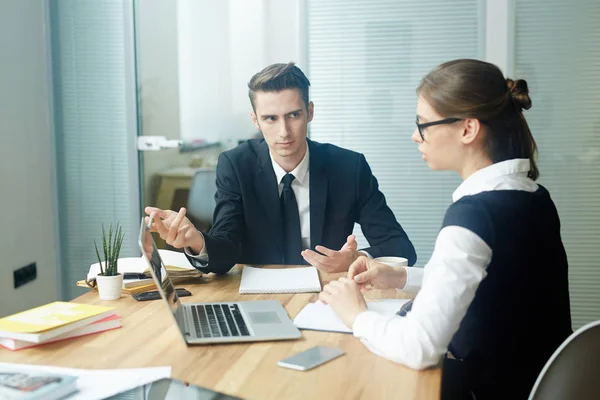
[109,378,242,399]
[134,0,303,219]
[141,218,181,315]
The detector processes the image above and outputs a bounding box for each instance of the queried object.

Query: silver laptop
[138,217,301,344]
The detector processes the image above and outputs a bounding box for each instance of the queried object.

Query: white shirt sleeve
[352,226,492,370]
[397,266,424,295]
[184,231,209,262]
[358,250,373,259]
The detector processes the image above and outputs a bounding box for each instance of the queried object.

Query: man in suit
[146,62,416,274]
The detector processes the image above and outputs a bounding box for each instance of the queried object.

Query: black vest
[443,186,572,399]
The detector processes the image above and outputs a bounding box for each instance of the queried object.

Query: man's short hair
[247,62,311,110]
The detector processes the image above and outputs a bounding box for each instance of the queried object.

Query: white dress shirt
[271,146,311,250]
[352,159,538,369]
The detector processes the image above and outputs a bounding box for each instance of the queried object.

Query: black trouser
[442,357,534,400]
[441,357,474,400]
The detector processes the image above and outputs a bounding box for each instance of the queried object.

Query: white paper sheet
[0,362,171,400]
[239,266,321,294]
[158,250,195,271]
[293,299,412,333]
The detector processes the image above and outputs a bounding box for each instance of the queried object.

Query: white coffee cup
[374,256,408,268]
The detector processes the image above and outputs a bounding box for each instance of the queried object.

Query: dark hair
[417,59,539,180]
[248,62,311,110]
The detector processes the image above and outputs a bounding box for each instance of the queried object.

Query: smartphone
[132,288,191,301]
[277,346,345,371]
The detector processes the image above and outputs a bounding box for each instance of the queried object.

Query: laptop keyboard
[191,304,250,338]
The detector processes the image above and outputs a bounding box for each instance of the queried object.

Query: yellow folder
[0,302,114,334]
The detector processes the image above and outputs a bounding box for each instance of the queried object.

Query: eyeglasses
[415,117,462,141]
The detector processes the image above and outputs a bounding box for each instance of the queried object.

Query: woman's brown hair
[417,59,539,180]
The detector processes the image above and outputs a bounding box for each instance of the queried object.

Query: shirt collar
[270,143,310,185]
[452,159,532,202]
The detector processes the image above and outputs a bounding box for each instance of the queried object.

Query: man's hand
[347,256,407,291]
[319,277,368,328]
[301,235,359,273]
[145,207,204,253]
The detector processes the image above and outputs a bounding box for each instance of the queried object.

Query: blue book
[0,369,77,400]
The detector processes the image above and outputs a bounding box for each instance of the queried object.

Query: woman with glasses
[319,59,572,399]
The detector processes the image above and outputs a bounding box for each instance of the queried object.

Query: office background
[1,0,598,330]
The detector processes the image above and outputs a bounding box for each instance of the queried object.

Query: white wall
[264,0,306,68]
[137,0,193,208]
[485,0,514,76]
[0,0,59,317]
[137,0,181,142]
[176,0,303,143]
[178,0,234,144]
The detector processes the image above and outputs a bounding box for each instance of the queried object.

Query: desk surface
[0,266,441,400]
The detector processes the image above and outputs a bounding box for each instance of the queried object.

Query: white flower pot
[96,274,123,300]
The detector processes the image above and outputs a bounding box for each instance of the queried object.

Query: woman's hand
[319,278,368,328]
[347,257,407,291]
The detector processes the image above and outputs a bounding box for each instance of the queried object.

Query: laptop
[138,217,302,344]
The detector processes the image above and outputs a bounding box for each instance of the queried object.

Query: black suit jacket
[188,139,416,273]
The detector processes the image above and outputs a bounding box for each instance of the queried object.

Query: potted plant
[93,223,125,300]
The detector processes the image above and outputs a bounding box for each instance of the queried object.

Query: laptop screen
[138,217,182,318]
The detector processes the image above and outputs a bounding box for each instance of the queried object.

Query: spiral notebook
[239,266,322,294]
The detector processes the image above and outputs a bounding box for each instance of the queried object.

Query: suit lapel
[308,140,327,249]
[254,141,284,253]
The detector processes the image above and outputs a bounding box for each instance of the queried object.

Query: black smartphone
[132,288,191,301]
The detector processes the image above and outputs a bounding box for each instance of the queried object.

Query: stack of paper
[239,266,321,294]
[293,299,412,333]
[79,249,202,295]
[0,302,120,351]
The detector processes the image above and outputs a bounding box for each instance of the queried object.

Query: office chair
[528,319,600,400]
[186,168,217,232]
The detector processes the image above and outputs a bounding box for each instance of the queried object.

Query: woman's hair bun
[506,78,532,111]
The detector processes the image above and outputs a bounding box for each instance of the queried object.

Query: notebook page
[158,249,194,269]
[239,266,321,294]
[293,299,412,333]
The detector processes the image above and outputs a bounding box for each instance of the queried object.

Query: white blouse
[352,159,538,369]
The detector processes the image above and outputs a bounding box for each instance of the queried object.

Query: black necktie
[281,173,303,265]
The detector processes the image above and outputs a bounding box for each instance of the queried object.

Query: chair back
[186,168,217,230]
[529,320,600,400]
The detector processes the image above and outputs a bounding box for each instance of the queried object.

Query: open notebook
[293,299,412,333]
[239,266,321,294]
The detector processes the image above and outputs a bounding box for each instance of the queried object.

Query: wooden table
[0,267,441,399]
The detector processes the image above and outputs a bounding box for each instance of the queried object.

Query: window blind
[307,0,483,265]
[515,0,600,328]
[49,0,140,299]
